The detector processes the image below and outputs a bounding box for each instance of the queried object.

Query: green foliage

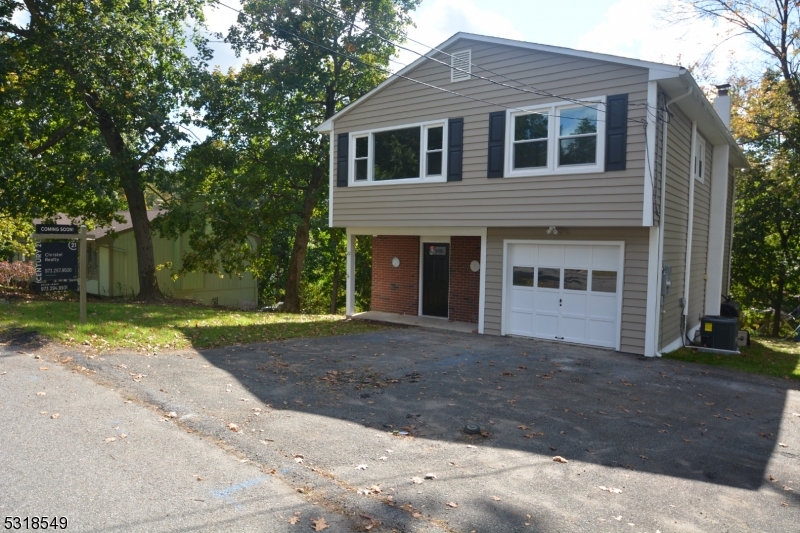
[1,0,214,297]
[158,0,417,310]
[730,75,800,335]
[0,214,33,260]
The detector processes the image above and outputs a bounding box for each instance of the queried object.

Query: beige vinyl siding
[484,226,649,355]
[687,141,713,327]
[332,39,650,228]
[722,166,735,293]
[660,108,692,348]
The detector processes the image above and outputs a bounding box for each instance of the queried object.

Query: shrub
[0,261,35,287]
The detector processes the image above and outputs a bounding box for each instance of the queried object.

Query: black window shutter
[336,133,349,186]
[487,111,506,178]
[605,94,628,171]
[447,118,464,182]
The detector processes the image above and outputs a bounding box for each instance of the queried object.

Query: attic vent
[450,49,471,82]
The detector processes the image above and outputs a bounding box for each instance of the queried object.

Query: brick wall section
[371,236,419,315]
[449,236,481,324]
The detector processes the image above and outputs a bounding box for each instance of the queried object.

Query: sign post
[31,224,94,324]
[79,225,87,324]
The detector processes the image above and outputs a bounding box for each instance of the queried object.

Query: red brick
[449,236,480,324]
[371,236,419,315]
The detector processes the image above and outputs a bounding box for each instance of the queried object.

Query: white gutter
[328,131,334,228]
[682,121,698,334]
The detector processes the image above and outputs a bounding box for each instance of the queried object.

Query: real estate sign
[34,241,78,282]
[35,224,79,235]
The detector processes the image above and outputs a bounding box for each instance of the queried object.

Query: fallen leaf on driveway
[39,367,49,371]
[227,423,239,432]
[518,425,529,430]
[50,413,60,419]
[104,437,116,443]
[356,464,368,470]
[424,473,436,479]
[446,502,458,508]
[288,515,299,525]
[792,412,800,417]
[769,475,778,482]
[492,496,501,501]
[412,511,422,518]
[411,477,423,484]
[60,356,73,364]
[783,486,794,491]
[778,442,788,447]
[36,392,46,396]
[553,456,568,463]
[614,516,622,521]
[598,486,622,494]
[119,434,127,439]
[379,456,388,461]
[166,412,177,418]
[311,517,329,531]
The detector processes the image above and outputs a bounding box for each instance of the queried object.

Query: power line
[207,0,647,125]
[299,0,657,123]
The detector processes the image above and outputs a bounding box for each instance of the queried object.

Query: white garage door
[505,242,623,349]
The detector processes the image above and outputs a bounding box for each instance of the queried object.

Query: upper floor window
[505,98,606,178]
[694,134,706,182]
[349,120,447,185]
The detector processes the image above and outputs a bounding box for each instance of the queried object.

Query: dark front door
[422,243,449,317]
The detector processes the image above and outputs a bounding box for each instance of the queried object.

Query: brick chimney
[713,84,731,130]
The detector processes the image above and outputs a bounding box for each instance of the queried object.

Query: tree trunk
[283,166,324,313]
[772,269,786,337]
[122,178,162,300]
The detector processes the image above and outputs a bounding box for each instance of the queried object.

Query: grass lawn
[666,338,800,381]
[0,298,383,351]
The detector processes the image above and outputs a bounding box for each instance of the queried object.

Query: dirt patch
[0,327,47,349]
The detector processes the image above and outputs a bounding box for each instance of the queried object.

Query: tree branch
[28,118,89,157]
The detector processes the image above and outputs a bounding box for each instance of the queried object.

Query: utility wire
[208,0,645,125]
[299,0,658,123]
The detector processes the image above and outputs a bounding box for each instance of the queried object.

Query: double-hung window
[505,97,606,177]
[350,120,447,184]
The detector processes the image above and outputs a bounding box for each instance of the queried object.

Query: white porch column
[346,230,355,317]
[478,228,487,334]
[705,145,730,315]
[644,226,661,357]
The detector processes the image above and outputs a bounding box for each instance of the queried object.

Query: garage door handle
[555,336,564,340]
[559,298,562,306]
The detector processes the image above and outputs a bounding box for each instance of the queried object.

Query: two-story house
[316,33,746,358]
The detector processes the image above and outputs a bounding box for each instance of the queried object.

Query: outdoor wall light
[470,260,480,273]
[546,226,558,235]
[391,257,400,268]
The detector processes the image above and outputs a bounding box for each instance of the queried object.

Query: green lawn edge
[0,300,384,351]
[665,338,800,381]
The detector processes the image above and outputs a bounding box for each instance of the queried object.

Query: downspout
[653,86,691,356]
[683,121,698,345]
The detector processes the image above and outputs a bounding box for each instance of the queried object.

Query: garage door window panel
[591,270,617,293]
[537,268,561,289]
[564,269,588,291]
[512,266,535,287]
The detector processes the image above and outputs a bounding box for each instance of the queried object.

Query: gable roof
[316,32,683,133]
[314,32,746,167]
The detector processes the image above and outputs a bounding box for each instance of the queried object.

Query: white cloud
[576,0,760,83]
[393,0,524,71]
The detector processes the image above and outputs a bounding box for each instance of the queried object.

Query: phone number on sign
[3,517,68,530]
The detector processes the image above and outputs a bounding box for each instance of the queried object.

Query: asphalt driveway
[5,326,799,532]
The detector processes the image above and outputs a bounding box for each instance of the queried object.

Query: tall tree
[218,0,418,312]
[0,0,212,299]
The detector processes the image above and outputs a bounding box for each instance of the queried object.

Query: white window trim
[504,96,607,178]
[694,134,707,183]
[348,119,448,186]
